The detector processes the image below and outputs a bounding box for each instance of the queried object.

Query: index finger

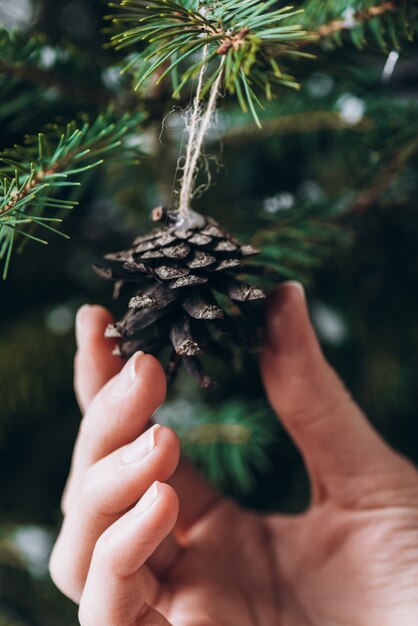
[73,304,221,533]
[74,305,124,413]
[63,351,167,514]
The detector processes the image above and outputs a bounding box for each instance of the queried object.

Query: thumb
[260,282,412,505]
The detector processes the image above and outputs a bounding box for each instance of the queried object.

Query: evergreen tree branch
[0,110,145,278]
[109,0,308,122]
[313,1,396,39]
[0,29,114,109]
[0,59,110,107]
[158,397,281,493]
[221,110,371,143]
[301,0,417,50]
[252,206,350,284]
[352,134,418,213]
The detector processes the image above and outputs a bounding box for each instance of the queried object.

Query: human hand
[50,283,418,625]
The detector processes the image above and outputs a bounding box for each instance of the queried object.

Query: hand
[49,283,418,625]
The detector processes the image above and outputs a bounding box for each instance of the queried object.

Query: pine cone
[94,207,267,388]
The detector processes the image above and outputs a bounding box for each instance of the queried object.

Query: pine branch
[0,29,113,109]
[0,110,145,278]
[221,110,371,143]
[0,59,109,107]
[252,206,350,284]
[352,134,418,213]
[0,315,74,425]
[314,1,396,39]
[158,397,280,493]
[301,0,418,50]
[109,0,308,123]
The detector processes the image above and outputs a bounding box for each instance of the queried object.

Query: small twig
[0,166,58,217]
[217,28,251,55]
[0,126,130,219]
[219,111,372,144]
[352,135,418,214]
[0,60,110,106]
[308,1,397,41]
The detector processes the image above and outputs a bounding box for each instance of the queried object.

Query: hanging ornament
[94,206,268,388]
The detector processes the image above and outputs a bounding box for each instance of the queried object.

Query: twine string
[178,51,224,220]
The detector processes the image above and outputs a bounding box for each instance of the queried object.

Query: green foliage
[0,29,107,93]
[158,397,281,492]
[0,316,74,436]
[0,525,76,625]
[0,29,116,133]
[110,0,308,121]
[255,205,351,284]
[0,110,144,277]
[301,0,418,50]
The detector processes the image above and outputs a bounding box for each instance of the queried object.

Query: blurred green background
[0,0,417,623]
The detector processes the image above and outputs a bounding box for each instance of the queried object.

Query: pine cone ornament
[94,207,267,388]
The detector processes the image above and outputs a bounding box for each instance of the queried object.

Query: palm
[52,289,418,625]
[269,502,418,625]
[158,497,418,626]
[159,502,276,625]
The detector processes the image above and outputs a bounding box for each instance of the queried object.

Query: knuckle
[135,603,156,624]
[48,546,62,588]
[78,392,110,441]
[93,528,119,571]
[60,490,70,516]
[79,463,122,517]
[78,409,96,441]
[93,528,135,579]
[386,453,418,497]
[60,476,77,516]
[78,602,97,626]
[49,543,78,601]
[78,465,99,507]
[289,391,352,430]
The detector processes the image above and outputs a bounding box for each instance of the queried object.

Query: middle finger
[62,351,167,513]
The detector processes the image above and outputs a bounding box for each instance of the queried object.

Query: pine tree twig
[252,209,348,283]
[0,30,115,108]
[352,135,418,214]
[0,59,110,107]
[220,111,372,144]
[110,0,307,123]
[0,165,59,217]
[311,1,397,40]
[0,110,145,277]
[157,397,280,493]
[0,121,136,218]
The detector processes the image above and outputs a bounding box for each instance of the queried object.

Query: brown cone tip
[95,208,268,388]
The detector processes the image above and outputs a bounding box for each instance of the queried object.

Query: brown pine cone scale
[94,207,267,388]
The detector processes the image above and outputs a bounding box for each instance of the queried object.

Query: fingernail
[75,305,92,346]
[282,281,305,300]
[110,351,144,398]
[121,424,160,464]
[131,482,159,516]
